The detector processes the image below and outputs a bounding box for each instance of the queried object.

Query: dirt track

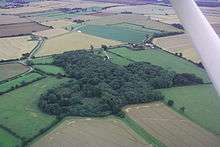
[125,102,220,147]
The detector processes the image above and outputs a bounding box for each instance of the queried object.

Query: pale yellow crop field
[33,28,69,39]
[36,32,123,57]
[40,20,74,29]
[125,102,220,147]
[153,34,201,63]
[0,36,38,60]
[32,118,150,147]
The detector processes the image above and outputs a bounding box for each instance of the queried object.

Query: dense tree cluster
[39,50,203,117]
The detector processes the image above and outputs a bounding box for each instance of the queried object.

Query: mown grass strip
[120,115,166,147]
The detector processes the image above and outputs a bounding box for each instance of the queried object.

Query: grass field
[0,77,69,140]
[124,102,220,147]
[32,56,54,65]
[0,127,21,147]
[0,72,43,93]
[0,63,29,81]
[32,117,150,147]
[79,24,161,43]
[36,32,123,57]
[110,47,209,83]
[34,65,65,75]
[160,84,220,137]
[0,36,38,60]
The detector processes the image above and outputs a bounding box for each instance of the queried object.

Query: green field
[0,128,21,147]
[160,84,220,137]
[110,47,210,83]
[0,72,43,93]
[34,65,65,75]
[32,56,54,65]
[79,24,161,43]
[0,77,69,141]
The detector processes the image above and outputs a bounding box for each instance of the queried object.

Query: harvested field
[33,28,69,39]
[36,32,123,57]
[161,84,220,137]
[153,34,201,63]
[110,47,209,83]
[79,24,161,43]
[32,118,150,147]
[87,14,182,32]
[0,77,69,140]
[0,35,38,60]
[40,20,73,28]
[0,15,31,25]
[125,102,220,147]
[0,63,29,81]
[0,22,50,38]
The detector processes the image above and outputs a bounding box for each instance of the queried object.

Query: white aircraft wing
[170,0,220,95]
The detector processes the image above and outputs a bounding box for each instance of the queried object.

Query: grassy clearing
[32,56,54,65]
[0,127,21,147]
[34,65,65,75]
[120,115,166,147]
[160,84,220,137]
[0,77,69,140]
[110,47,209,83]
[79,24,161,43]
[0,72,43,93]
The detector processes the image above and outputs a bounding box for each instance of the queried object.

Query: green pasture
[110,47,210,83]
[79,24,161,43]
[34,65,65,75]
[0,128,21,147]
[32,56,54,65]
[0,72,43,93]
[0,77,69,140]
[160,84,220,137]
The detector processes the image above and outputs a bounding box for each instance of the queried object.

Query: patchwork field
[124,102,220,147]
[0,63,29,81]
[0,127,21,147]
[0,72,43,93]
[110,47,209,83]
[0,22,50,38]
[0,77,69,143]
[87,14,182,32]
[161,84,220,137]
[79,24,161,43]
[33,28,69,39]
[36,32,123,57]
[32,118,150,147]
[153,34,201,63]
[102,4,175,15]
[33,65,65,75]
[0,35,38,60]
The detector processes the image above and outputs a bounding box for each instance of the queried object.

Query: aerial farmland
[0,0,219,147]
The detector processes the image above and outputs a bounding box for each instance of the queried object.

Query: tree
[101,44,108,51]
[180,107,185,112]
[167,100,174,107]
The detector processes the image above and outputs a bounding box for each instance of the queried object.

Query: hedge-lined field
[32,56,54,65]
[0,72,43,93]
[0,77,69,141]
[34,65,65,75]
[0,127,21,147]
[161,84,220,137]
[110,47,209,83]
